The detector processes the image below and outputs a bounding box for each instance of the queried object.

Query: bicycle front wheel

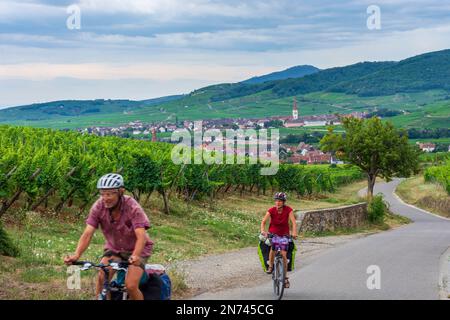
[273,257,285,300]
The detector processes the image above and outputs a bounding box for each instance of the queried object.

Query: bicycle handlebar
[261,233,297,239]
[70,260,130,271]
[71,261,91,266]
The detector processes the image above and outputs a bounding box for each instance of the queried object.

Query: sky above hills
[1,0,450,107]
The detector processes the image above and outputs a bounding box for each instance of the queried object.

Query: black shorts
[102,249,148,270]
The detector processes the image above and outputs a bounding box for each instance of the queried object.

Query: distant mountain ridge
[1,49,449,126]
[241,65,320,84]
[329,49,450,96]
[0,95,184,121]
[200,49,450,101]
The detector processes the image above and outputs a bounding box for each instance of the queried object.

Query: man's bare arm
[64,225,96,264]
[131,228,147,259]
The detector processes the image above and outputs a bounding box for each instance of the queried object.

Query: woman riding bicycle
[260,192,297,289]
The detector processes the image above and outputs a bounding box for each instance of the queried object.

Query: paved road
[195,178,450,300]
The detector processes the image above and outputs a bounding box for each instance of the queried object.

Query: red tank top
[268,205,292,236]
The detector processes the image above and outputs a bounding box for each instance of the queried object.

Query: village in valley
[76,98,446,164]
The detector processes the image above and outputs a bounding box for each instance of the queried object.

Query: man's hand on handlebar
[128,255,140,266]
[64,254,80,265]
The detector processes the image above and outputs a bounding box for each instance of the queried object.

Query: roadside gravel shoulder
[169,232,376,298]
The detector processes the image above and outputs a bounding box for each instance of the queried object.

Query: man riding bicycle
[64,173,153,300]
[260,192,297,289]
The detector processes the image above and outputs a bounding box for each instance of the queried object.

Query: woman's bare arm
[260,211,271,234]
[289,211,298,238]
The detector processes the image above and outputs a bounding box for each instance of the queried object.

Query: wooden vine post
[0,168,41,217]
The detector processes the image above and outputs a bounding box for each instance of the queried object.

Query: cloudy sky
[1,0,450,107]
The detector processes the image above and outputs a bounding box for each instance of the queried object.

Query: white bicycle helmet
[274,192,287,202]
[97,173,124,190]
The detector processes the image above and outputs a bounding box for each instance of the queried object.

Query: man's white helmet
[97,173,124,190]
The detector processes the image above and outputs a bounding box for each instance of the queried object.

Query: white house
[416,142,436,153]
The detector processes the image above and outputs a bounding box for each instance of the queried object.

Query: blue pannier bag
[142,264,172,300]
[159,273,172,300]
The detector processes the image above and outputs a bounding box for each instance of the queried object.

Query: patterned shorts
[271,235,290,252]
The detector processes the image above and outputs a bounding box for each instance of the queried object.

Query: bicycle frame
[99,263,128,300]
[73,260,143,300]
[272,248,286,300]
[266,234,294,300]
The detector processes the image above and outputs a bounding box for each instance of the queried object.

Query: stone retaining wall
[296,202,368,233]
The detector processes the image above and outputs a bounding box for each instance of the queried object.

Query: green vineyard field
[0,125,365,215]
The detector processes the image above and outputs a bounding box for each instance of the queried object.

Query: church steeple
[292,97,298,120]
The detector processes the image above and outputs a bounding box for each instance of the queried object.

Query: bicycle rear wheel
[273,257,285,300]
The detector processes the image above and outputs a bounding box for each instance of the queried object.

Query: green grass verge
[396,175,450,218]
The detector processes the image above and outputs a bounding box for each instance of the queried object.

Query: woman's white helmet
[97,173,124,190]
